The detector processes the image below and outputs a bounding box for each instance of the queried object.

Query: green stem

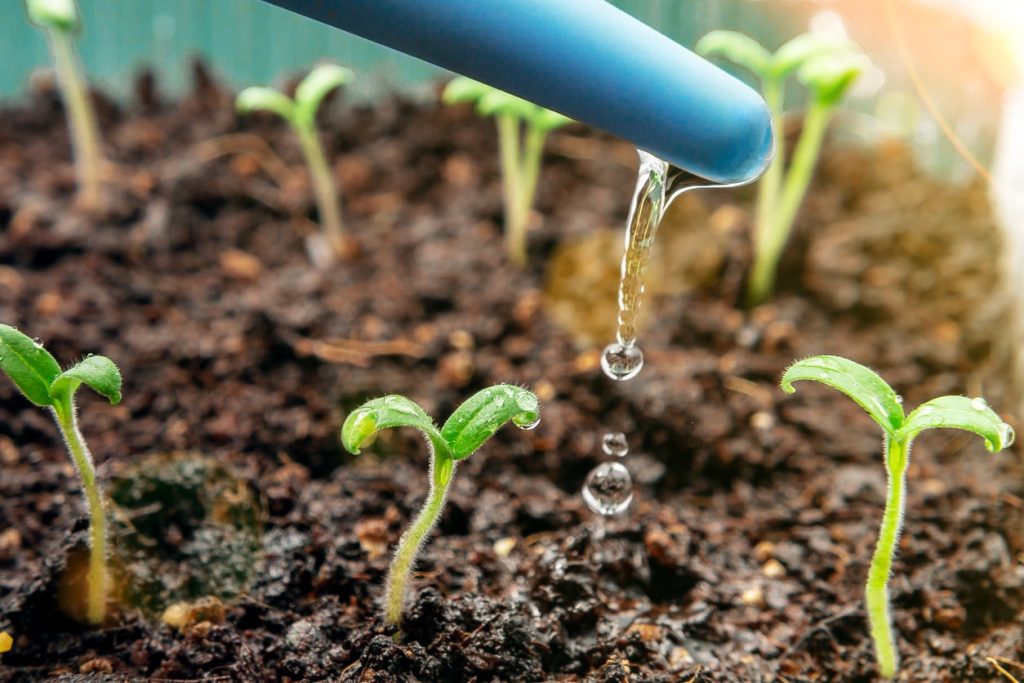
[866,436,908,679]
[52,399,108,625]
[746,100,832,306]
[754,78,784,239]
[48,29,103,210]
[296,123,345,258]
[516,124,547,261]
[384,449,455,627]
[496,114,526,267]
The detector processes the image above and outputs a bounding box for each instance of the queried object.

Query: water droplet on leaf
[971,397,988,411]
[601,432,629,457]
[515,415,540,431]
[600,343,644,381]
[582,462,633,516]
[1000,423,1015,448]
[895,395,903,405]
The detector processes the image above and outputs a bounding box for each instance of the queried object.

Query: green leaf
[799,52,868,107]
[781,355,905,434]
[236,87,295,121]
[441,385,539,461]
[476,90,537,120]
[26,0,78,32]
[900,396,1015,452]
[0,324,61,407]
[294,63,353,129]
[769,33,853,81]
[695,31,771,78]
[442,76,491,106]
[530,108,573,133]
[341,395,450,459]
[50,355,122,405]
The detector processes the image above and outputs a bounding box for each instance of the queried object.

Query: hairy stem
[52,400,108,625]
[49,29,103,210]
[384,450,455,627]
[296,123,345,258]
[866,436,908,679]
[747,100,832,305]
[747,79,784,307]
[496,114,526,267]
[517,125,547,257]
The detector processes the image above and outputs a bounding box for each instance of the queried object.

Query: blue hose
[262,0,773,184]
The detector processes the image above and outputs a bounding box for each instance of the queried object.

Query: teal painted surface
[0,0,786,101]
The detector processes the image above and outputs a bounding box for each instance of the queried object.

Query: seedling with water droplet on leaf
[443,78,572,267]
[26,0,104,210]
[237,64,355,261]
[0,325,122,624]
[341,384,539,627]
[697,31,870,305]
[781,355,1013,678]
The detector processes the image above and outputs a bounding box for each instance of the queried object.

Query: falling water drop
[971,397,988,411]
[601,343,644,381]
[582,462,633,515]
[601,432,629,457]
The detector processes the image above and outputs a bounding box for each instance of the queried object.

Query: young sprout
[0,325,122,625]
[341,384,540,627]
[237,64,355,261]
[697,31,869,305]
[443,78,572,267]
[26,0,104,210]
[781,355,1014,678]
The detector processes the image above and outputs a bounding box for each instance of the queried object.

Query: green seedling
[26,0,104,210]
[443,78,571,267]
[781,355,1014,678]
[341,384,540,627]
[0,325,122,625]
[237,64,354,260]
[697,31,869,305]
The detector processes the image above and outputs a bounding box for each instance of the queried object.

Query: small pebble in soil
[600,342,644,381]
[582,462,633,515]
[601,432,629,457]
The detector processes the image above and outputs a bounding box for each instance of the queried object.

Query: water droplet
[601,432,629,457]
[516,415,540,431]
[895,395,903,405]
[600,343,644,381]
[1000,423,1015,448]
[582,462,633,516]
[494,397,505,408]
[971,397,988,411]
[516,393,538,412]
[32,338,44,350]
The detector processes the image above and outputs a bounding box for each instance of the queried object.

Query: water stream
[584,149,759,516]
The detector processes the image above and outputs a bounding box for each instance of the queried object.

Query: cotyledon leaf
[0,324,62,407]
[341,395,450,459]
[441,384,539,461]
[900,395,1015,452]
[50,355,122,406]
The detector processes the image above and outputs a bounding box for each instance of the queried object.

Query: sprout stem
[295,123,345,258]
[384,451,455,627]
[48,29,103,210]
[496,114,526,267]
[747,100,831,305]
[52,399,107,625]
[866,436,908,679]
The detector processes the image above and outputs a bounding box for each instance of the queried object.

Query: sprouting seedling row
[237,64,355,263]
[27,0,104,210]
[341,384,540,627]
[697,31,870,305]
[0,324,122,625]
[443,78,572,267]
[781,355,1013,679]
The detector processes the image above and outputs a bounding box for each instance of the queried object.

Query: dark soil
[0,66,1022,682]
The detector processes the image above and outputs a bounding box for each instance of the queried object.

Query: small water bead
[494,397,505,408]
[971,397,988,411]
[516,415,541,431]
[895,395,903,405]
[601,432,629,457]
[1001,423,1016,448]
[601,343,644,381]
[582,462,633,516]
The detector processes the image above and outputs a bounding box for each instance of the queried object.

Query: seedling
[341,384,540,627]
[26,0,104,209]
[0,325,122,624]
[443,78,571,267]
[781,355,1014,678]
[237,64,354,260]
[697,31,869,305]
